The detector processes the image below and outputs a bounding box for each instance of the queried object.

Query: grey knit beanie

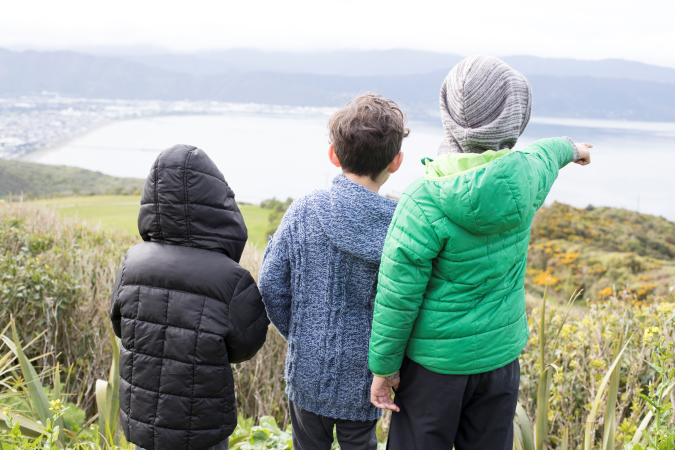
[438,55,532,155]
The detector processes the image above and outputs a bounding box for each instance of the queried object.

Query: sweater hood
[424,149,532,235]
[138,144,248,262]
[312,174,397,263]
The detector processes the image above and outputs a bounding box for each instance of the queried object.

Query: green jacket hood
[423,149,531,236]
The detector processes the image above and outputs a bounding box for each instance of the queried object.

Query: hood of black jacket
[138,144,248,262]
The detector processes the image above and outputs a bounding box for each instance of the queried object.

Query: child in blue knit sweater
[258,94,409,450]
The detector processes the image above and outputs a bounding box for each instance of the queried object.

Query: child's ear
[328,145,341,168]
[388,152,404,174]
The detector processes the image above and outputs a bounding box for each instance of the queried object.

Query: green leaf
[0,409,44,438]
[560,427,569,450]
[514,402,535,450]
[95,379,111,442]
[259,416,279,432]
[601,336,623,450]
[584,335,632,450]
[53,362,61,402]
[229,434,250,447]
[95,314,121,445]
[4,324,51,426]
[251,429,271,447]
[4,319,64,446]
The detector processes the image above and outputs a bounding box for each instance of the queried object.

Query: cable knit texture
[563,136,581,161]
[438,55,532,155]
[258,174,397,421]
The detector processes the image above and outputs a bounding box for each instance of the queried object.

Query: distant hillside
[0,48,192,100]
[0,159,145,198]
[118,49,675,84]
[525,75,675,121]
[121,49,466,77]
[527,202,675,300]
[1,48,675,121]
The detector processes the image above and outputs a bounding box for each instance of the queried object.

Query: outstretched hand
[370,375,400,412]
[575,142,593,166]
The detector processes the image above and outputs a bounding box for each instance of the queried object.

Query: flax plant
[0,317,131,449]
[514,281,578,450]
[515,289,674,450]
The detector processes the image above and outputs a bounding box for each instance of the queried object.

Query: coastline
[17,106,675,164]
[17,108,338,162]
[20,119,118,162]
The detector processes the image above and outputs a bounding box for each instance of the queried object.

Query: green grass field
[41,195,271,247]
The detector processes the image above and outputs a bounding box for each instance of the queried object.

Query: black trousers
[387,357,520,450]
[289,400,378,450]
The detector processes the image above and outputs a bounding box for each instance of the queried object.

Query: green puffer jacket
[368,138,574,376]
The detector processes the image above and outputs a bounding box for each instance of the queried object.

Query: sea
[23,113,675,220]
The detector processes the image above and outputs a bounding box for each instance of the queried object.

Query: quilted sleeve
[257,210,294,339]
[519,137,575,210]
[109,256,126,339]
[226,271,270,364]
[368,194,443,376]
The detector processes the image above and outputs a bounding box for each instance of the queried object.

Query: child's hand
[575,142,593,166]
[370,375,401,412]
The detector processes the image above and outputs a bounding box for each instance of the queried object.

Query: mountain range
[120,49,675,84]
[1,48,674,121]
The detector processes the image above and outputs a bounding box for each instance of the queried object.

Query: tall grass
[0,201,137,414]
[234,244,290,426]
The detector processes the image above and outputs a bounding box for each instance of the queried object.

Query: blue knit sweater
[258,174,397,421]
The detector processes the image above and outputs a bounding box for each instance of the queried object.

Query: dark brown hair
[328,93,410,181]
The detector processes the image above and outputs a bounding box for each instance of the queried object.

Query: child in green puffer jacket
[367,55,592,450]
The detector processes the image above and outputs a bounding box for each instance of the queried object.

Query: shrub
[0,202,137,414]
[260,198,293,236]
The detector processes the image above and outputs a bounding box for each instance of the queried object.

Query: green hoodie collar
[423,149,512,181]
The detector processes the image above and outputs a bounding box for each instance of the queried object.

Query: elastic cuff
[563,136,580,162]
[374,371,400,380]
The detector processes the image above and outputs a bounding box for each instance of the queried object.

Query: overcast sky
[2,0,675,68]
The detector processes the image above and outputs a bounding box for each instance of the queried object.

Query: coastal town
[0,94,335,159]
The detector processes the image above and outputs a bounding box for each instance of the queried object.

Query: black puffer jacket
[110,144,269,450]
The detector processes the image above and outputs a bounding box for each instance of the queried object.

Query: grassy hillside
[527,202,675,300]
[0,159,145,198]
[32,195,675,297]
[37,195,675,300]
[40,195,271,246]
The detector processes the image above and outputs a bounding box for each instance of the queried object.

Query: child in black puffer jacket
[110,144,269,450]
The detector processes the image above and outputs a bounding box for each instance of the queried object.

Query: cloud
[2,0,674,68]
